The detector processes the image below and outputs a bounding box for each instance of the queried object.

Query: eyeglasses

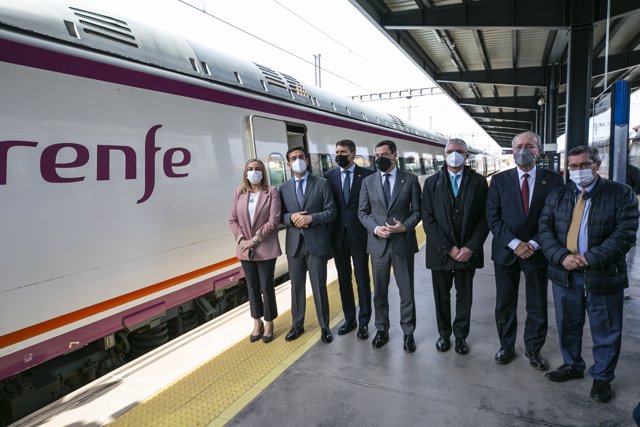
[445,149,466,154]
[288,154,306,161]
[567,161,594,171]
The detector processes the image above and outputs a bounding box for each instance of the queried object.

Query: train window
[421,156,435,176]
[369,155,377,170]
[307,153,332,177]
[354,155,366,168]
[267,153,287,186]
[435,155,445,170]
[234,71,243,84]
[403,156,420,175]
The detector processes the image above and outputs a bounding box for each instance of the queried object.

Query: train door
[250,116,309,186]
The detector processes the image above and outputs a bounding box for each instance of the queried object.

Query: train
[0,0,500,424]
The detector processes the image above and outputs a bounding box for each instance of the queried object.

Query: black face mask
[335,154,350,168]
[376,156,392,172]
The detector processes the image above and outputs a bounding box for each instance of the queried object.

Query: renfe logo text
[0,125,191,203]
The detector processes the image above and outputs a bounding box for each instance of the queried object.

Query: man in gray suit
[358,140,422,352]
[280,146,336,343]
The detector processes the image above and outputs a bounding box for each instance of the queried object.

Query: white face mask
[446,152,465,168]
[291,158,307,174]
[569,169,595,187]
[247,170,263,185]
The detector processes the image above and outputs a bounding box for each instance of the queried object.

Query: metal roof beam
[382,0,568,30]
[434,67,545,87]
[458,96,537,110]
[471,112,535,122]
[436,50,640,88]
[479,122,533,131]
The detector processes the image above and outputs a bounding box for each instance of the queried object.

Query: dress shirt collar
[379,167,397,178]
[295,172,309,182]
[340,164,356,174]
[517,165,536,181]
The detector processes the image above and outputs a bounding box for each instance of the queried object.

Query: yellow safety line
[110,227,426,427]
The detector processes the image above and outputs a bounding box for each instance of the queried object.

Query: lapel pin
[542,180,546,184]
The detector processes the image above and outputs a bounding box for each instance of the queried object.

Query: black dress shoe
[435,337,451,352]
[455,338,469,355]
[590,380,612,403]
[356,325,369,340]
[495,347,515,364]
[545,364,584,382]
[320,328,333,344]
[403,334,416,353]
[249,321,264,343]
[525,350,548,371]
[372,330,389,349]
[285,326,304,342]
[337,320,357,335]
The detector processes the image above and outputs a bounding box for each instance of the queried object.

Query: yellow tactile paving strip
[110,227,425,427]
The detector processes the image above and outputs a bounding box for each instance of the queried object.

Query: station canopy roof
[350,0,640,148]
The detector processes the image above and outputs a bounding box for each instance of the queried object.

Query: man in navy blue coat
[486,131,563,370]
[325,139,374,339]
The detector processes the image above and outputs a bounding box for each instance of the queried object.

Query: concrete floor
[230,236,640,427]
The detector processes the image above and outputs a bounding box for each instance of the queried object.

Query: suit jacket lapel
[302,175,314,208]
[332,169,346,208]
[529,169,547,212]
[389,170,406,209]
[251,189,269,232]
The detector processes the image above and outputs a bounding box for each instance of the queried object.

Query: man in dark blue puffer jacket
[539,145,639,403]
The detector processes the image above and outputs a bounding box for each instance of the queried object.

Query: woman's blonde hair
[239,158,268,193]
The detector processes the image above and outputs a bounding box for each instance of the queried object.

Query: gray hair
[567,145,601,162]
[511,131,541,149]
[445,138,468,153]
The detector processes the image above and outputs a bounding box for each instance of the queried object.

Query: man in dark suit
[280,146,336,343]
[486,131,563,370]
[422,138,489,355]
[358,140,422,353]
[325,139,375,339]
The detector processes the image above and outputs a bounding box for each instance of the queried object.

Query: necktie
[383,173,391,204]
[296,178,304,209]
[521,173,530,216]
[342,170,351,203]
[566,190,586,254]
[451,174,459,197]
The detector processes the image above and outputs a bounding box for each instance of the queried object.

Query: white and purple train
[0,0,499,423]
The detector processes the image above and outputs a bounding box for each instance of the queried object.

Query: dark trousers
[431,269,475,339]
[371,248,416,335]
[288,238,330,330]
[241,258,278,321]
[494,261,548,352]
[552,272,624,382]
[332,230,371,326]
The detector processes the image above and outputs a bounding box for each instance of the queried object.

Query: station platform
[15,230,640,427]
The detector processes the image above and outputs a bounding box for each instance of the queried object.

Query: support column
[565,0,594,154]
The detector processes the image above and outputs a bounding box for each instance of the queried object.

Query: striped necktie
[566,190,586,254]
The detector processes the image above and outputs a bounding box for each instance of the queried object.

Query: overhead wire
[177,0,375,93]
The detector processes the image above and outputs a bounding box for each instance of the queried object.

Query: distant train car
[0,0,499,423]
